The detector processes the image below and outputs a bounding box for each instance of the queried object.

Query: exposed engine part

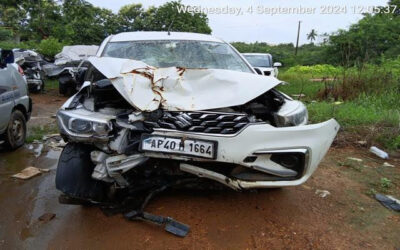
[129,112,145,122]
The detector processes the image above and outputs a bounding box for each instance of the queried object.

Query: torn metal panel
[88,57,282,111]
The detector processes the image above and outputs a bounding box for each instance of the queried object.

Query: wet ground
[0,93,399,249]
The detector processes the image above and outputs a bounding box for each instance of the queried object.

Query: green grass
[45,79,58,90]
[26,125,59,143]
[278,67,400,150]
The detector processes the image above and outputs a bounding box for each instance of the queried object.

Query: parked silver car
[0,49,32,149]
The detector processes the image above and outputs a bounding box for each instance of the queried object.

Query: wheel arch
[13,104,28,121]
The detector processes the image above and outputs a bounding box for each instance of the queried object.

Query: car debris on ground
[356,140,367,146]
[27,134,66,157]
[315,189,331,198]
[375,194,400,212]
[346,157,363,162]
[12,166,50,180]
[369,146,389,159]
[38,213,56,223]
[382,162,395,168]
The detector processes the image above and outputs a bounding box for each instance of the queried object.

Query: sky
[87,0,388,45]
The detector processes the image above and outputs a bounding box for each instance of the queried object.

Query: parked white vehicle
[55,32,338,205]
[242,53,282,77]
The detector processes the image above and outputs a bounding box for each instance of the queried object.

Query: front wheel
[4,110,26,149]
[56,143,109,203]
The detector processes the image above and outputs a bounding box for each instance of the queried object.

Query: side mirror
[273,62,282,67]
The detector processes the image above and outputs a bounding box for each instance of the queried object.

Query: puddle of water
[45,150,60,161]
[33,144,44,158]
[0,144,64,249]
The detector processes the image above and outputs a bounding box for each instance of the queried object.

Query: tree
[307,29,317,43]
[0,2,28,42]
[119,1,212,34]
[0,0,213,45]
[118,4,145,32]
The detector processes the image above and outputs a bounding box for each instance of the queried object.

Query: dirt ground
[0,92,399,249]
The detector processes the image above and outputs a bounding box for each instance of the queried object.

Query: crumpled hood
[88,57,282,111]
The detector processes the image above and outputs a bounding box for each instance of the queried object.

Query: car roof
[242,53,272,56]
[109,31,224,43]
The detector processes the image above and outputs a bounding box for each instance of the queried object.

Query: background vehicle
[13,49,46,92]
[55,32,338,205]
[0,49,32,149]
[42,45,98,96]
[242,53,282,77]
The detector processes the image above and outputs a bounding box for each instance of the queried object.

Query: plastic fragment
[375,194,400,212]
[315,189,330,198]
[369,146,389,159]
[382,162,395,168]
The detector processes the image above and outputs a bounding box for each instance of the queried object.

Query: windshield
[243,55,272,67]
[102,40,252,73]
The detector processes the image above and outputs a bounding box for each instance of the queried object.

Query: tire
[4,110,26,149]
[56,143,108,202]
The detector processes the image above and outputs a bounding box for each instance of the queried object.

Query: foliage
[326,1,400,66]
[0,0,212,46]
[232,42,329,67]
[119,2,211,34]
[285,64,342,77]
[278,61,400,150]
[37,37,64,58]
[0,27,13,41]
[307,29,317,43]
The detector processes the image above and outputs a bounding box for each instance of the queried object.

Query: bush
[285,64,342,78]
[0,40,37,50]
[0,28,13,41]
[37,37,64,58]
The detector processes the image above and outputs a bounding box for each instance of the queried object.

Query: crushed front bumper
[57,105,339,188]
[146,119,339,188]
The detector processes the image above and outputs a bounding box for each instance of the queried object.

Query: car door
[0,64,16,134]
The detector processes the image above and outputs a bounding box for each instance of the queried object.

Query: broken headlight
[274,100,308,127]
[57,110,112,138]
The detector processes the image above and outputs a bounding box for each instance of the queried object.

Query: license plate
[140,135,217,159]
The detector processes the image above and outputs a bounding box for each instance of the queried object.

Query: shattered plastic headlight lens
[274,100,308,127]
[57,111,111,137]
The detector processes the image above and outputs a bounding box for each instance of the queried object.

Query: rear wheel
[56,143,109,203]
[4,110,26,149]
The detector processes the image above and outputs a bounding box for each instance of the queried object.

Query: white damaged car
[56,32,339,205]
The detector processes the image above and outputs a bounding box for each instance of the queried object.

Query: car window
[243,55,272,67]
[102,40,252,73]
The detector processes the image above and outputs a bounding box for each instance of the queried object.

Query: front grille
[143,111,250,134]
